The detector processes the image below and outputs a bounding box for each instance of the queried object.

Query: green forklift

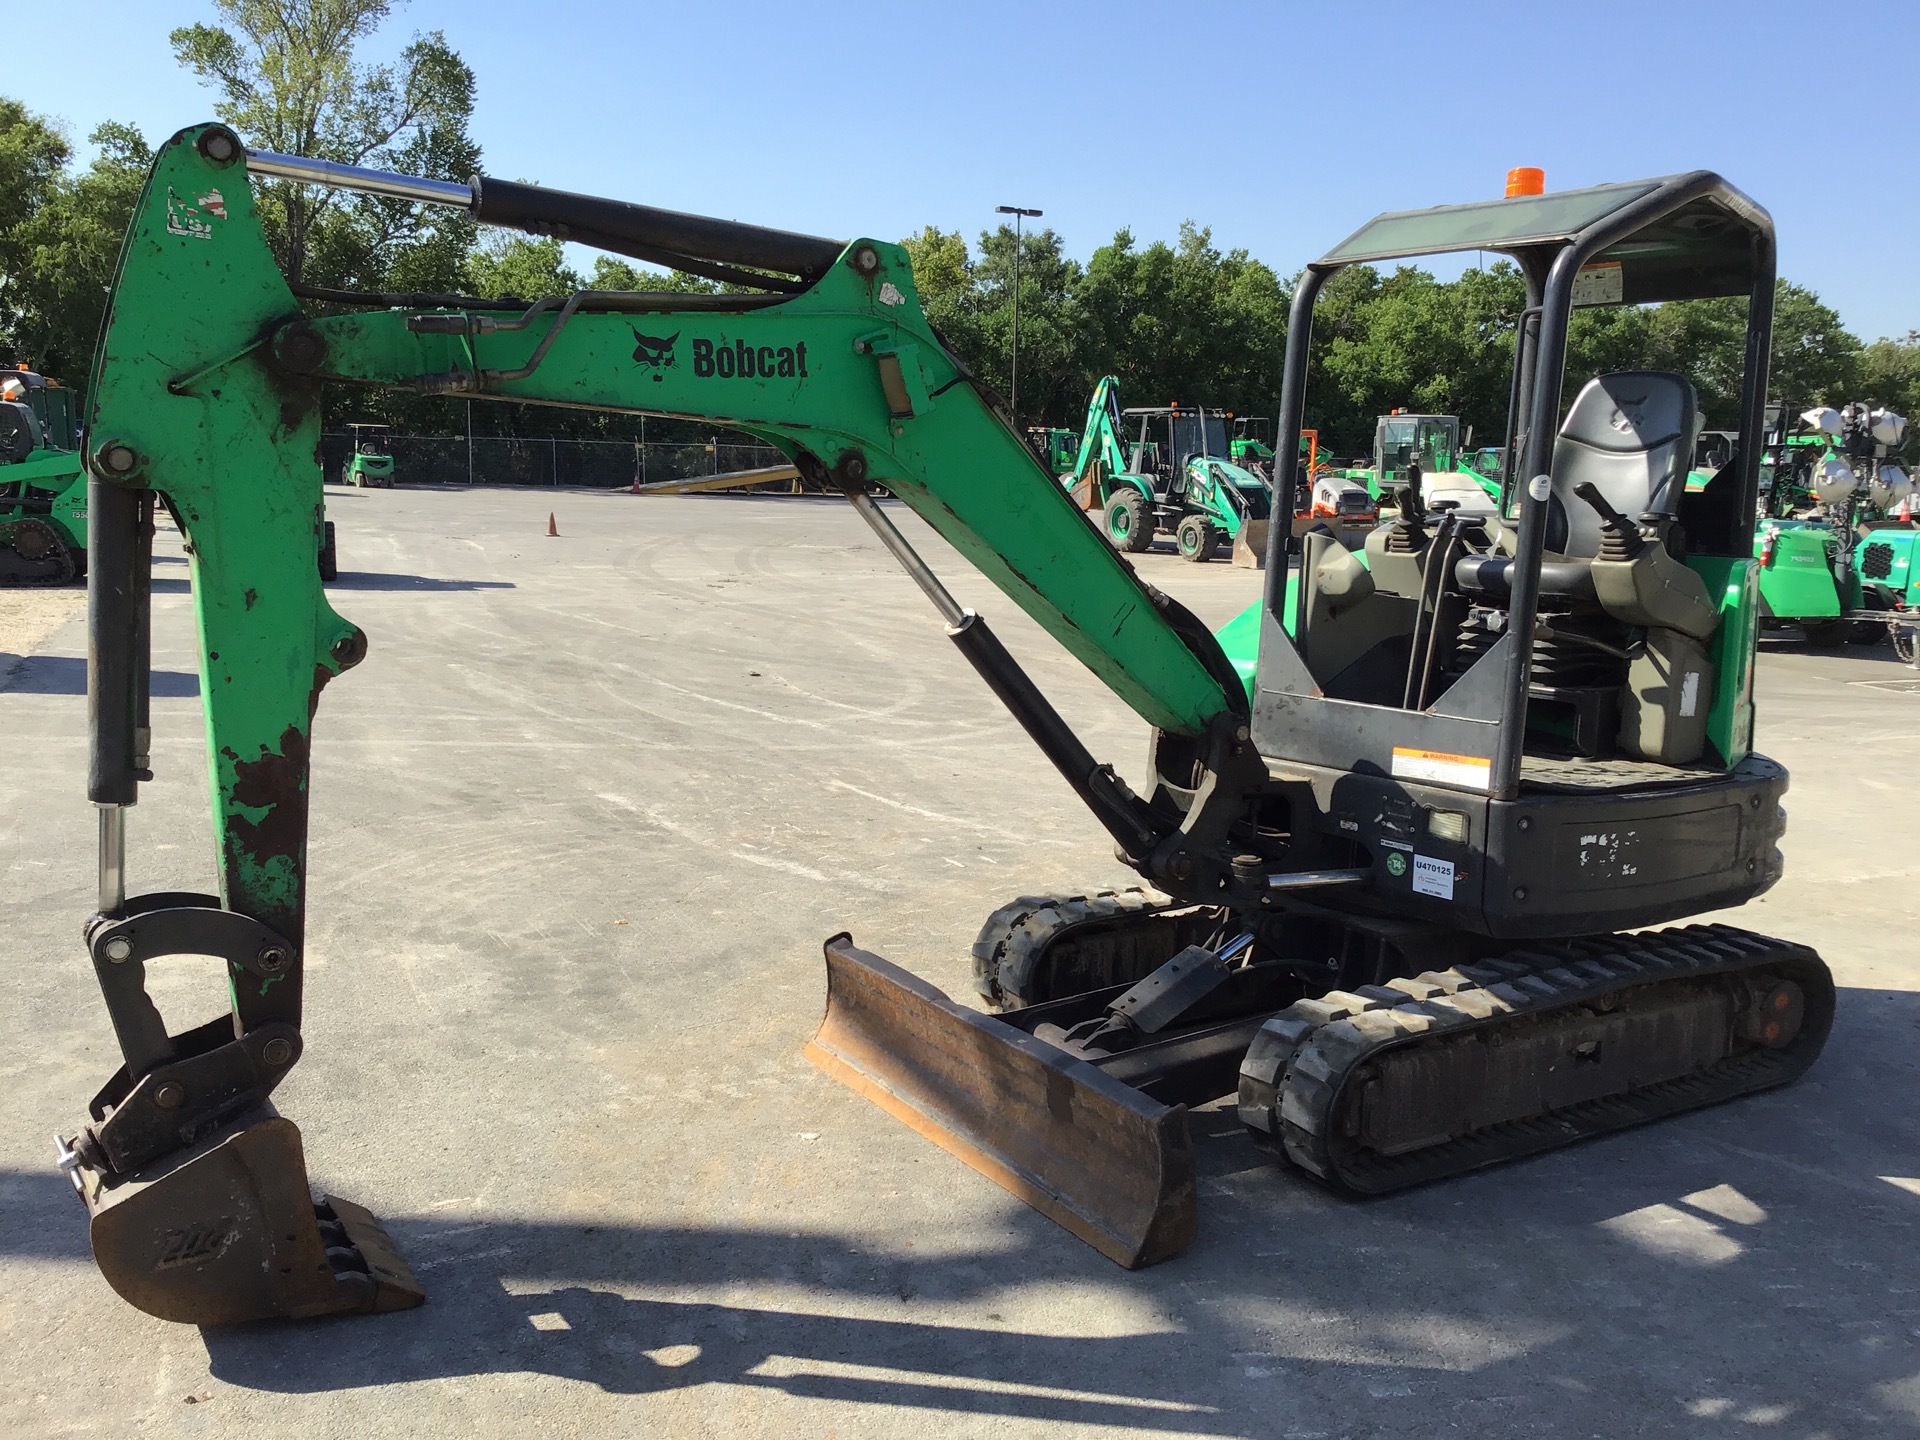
[0,367,88,582]
[343,422,395,487]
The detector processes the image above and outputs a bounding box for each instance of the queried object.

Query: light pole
[995,204,1042,430]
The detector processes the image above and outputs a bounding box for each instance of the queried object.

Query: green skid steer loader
[0,367,89,582]
[62,131,1829,1323]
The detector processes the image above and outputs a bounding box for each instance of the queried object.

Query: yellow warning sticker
[1391,746,1493,791]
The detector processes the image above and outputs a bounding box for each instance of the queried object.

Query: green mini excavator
[61,128,1830,1324]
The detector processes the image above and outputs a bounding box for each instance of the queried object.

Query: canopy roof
[1317,173,1770,305]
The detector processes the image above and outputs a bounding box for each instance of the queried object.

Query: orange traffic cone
[547,512,558,537]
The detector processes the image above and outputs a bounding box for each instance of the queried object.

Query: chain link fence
[320,431,798,489]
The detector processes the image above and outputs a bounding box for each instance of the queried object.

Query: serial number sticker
[1571,260,1623,307]
[1412,854,1455,900]
[1391,746,1492,791]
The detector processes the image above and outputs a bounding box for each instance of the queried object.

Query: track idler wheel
[67,1103,424,1325]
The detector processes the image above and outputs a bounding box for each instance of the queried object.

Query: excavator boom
[66,125,1244,1320]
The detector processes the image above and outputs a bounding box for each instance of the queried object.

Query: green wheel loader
[62,131,1829,1323]
[1333,410,1503,516]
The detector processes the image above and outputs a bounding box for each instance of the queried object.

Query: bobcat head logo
[1608,395,1649,434]
[631,329,678,380]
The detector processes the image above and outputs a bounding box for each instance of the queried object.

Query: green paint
[1753,522,1845,620]
[0,377,89,556]
[86,126,1242,990]
[1688,555,1759,765]
[1213,600,1262,704]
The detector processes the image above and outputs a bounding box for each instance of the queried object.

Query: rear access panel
[1483,753,1789,936]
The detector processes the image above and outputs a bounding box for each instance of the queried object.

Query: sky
[18,0,1920,343]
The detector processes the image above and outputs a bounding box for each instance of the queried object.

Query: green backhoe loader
[0,367,89,582]
[62,131,1830,1325]
[1061,376,1273,561]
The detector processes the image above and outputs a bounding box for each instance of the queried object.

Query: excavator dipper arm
[66,125,1250,1321]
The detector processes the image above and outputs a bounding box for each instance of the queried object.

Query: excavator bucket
[1231,519,1270,569]
[806,935,1196,1268]
[76,1104,424,1325]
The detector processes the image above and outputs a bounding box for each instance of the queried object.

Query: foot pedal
[74,1104,425,1324]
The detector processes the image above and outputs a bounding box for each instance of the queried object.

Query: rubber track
[1238,923,1832,1195]
[970,888,1215,1010]
[0,518,74,586]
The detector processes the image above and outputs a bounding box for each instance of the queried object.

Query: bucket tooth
[76,1103,424,1325]
[807,933,1196,1269]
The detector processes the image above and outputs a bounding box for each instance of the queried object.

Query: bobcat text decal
[692,339,809,380]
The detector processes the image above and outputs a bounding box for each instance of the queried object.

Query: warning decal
[1571,261,1624,306]
[1391,746,1493,792]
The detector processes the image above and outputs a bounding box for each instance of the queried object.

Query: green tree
[466,234,580,299]
[588,255,720,295]
[971,223,1084,422]
[170,0,479,290]
[1079,224,1289,424]
[0,99,73,362]
[1319,262,1524,454]
[899,226,979,360]
[1764,281,1861,409]
[15,123,153,378]
[1860,331,1920,421]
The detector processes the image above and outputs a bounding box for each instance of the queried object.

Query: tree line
[3,0,1916,459]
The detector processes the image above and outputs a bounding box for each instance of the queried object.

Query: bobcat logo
[631,329,678,381]
[155,1217,238,1269]
[1607,395,1649,434]
[164,187,217,241]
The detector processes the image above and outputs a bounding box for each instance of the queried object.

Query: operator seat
[1453,372,1725,765]
[0,400,43,466]
[1545,370,1696,557]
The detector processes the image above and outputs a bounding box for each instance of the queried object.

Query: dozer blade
[806,934,1196,1269]
[76,1104,425,1325]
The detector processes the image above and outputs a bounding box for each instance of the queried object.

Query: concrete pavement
[1,485,1915,1438]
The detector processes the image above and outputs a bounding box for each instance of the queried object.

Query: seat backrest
[1547,371,1699,557]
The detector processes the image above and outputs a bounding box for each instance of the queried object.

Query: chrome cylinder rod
[97,804,126,916]
[246,150,473,210]
[844,490,968,628]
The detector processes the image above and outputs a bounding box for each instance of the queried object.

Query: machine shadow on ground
[324,572,517,592]
[6,991,1912,1433]
[0,653,199,695]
